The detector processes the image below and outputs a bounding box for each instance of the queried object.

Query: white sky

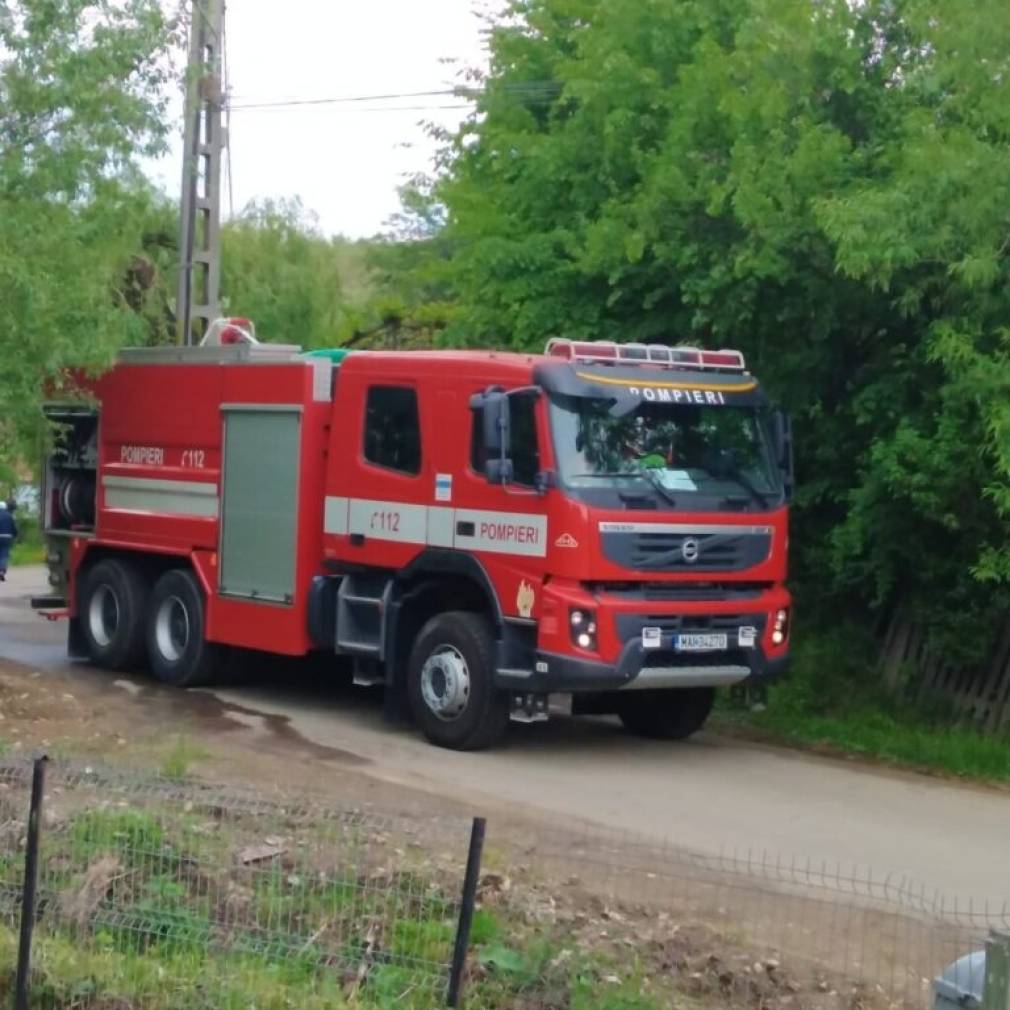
[151,1,490,238]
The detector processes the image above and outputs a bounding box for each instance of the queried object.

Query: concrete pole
[177,0,225,345]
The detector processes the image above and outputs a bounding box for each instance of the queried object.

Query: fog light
[772,608,790,646]
[569,608,598,651]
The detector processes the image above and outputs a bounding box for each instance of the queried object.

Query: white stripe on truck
[452,508,547,557]
[102,475,219,518]
[324,496,547,557]
[348,499,428,544]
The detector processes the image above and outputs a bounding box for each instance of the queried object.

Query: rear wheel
[407,611,509,751]
[146,569,224,687]
[618,687,715,740]
[79,559,148,670]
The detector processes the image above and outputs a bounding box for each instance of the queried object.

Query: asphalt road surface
[2,565,1008,904]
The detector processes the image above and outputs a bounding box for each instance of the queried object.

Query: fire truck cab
[37,329,793,750]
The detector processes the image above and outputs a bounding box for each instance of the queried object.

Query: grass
[0,800,692,1010]
[0,922,674,1010]
[718,625,1010,783]
[159,735,211,780]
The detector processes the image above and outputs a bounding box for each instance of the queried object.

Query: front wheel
[146,569,225,687]
[407,612,509,751]
[618,687,715,740]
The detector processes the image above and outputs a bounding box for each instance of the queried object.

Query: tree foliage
[220,198,351,347]
[0,0,176,470]
[429,0,1010,656]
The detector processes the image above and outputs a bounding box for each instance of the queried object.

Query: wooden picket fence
[881,613,1010,732]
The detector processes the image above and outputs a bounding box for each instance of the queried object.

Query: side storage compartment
[40,405,99,602]
[219,405,301,603]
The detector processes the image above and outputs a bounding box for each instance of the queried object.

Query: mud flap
[68,616,88,661]
[382,680,412,725]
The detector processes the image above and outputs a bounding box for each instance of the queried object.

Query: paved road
[2,565,1008,903]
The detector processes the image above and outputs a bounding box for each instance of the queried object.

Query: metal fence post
[986,931,1010,1010]
[447,816,486,1009]
[14,756,47,1010]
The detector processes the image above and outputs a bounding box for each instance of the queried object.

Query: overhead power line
[229,82,562,112]
[231,102,475,115]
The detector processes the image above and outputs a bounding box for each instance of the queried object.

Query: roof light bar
[545,338,746,372]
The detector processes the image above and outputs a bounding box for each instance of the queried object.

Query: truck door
[343,381,428,569]
[454,389,550,620]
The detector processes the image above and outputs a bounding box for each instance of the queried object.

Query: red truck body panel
[50,338,791,708]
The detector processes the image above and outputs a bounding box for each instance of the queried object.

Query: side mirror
[470,387,513,485]
[772,410,795,501]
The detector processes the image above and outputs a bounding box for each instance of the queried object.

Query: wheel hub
[87,585,120,648]
[155,595,190,663]
[420,645,471,721]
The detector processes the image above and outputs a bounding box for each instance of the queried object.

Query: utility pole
[177,0,225,345]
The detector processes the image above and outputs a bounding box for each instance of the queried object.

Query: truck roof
[110,341,764,403]
[339,348,543,383]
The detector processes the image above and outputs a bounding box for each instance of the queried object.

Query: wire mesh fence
[478,819,1006,1009]
[0,754,1004,1010]
[0,758,476,1009]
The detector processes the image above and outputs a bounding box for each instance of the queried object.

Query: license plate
[674,632,727,652]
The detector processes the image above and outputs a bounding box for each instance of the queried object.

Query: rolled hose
[58,473,95,527]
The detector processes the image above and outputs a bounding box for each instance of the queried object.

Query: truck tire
[146,569,223,688]
[79,559,149,670]
[407,611,509,751]
[618,687,715,740]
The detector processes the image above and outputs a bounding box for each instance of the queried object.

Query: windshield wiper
[569,472,649,480]
[569,470,678,507]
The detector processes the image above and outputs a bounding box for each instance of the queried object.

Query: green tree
[345,179,458,350]
[0,0,177,473]
[220,198,349,347]
[431,0,1010,656]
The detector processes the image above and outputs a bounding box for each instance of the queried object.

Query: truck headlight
[772,608,790,646]
[570,608,597,651]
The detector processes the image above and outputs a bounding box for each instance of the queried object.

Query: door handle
[456,521,475,537]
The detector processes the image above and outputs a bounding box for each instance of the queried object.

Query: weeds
[67,808,167,866]
[0,792,696,1010]
[720,625,1010,782]
[160,735,210,780]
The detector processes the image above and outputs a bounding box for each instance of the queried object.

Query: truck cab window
[471,392,540,486]
[364,386,421,475]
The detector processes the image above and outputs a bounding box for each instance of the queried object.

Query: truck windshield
[548,394,782,510]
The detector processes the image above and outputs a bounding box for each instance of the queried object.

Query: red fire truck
[35,322,793,750]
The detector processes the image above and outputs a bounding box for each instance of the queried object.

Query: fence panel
[2,756,1005,1009]
[882,612,1010,732]
[0,759,473,1009]
[482,818,1006,1010]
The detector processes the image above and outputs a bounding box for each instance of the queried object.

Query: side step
[336,575,391,658]
[31,595,67,610]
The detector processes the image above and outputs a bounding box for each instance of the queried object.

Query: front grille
[644,582,765,601]
[616,612,767,642]
[590,581,768,602]
[600,525,772,573]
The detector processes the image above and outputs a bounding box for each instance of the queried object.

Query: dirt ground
[0,655,964,1010]
[0,653,472,820]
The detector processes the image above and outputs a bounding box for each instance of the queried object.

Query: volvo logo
[681,537,701,564]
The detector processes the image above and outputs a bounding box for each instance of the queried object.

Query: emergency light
[545,338,746,372]
[202,317,258,347]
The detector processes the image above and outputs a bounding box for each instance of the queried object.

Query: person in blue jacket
[0,500,17,581]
